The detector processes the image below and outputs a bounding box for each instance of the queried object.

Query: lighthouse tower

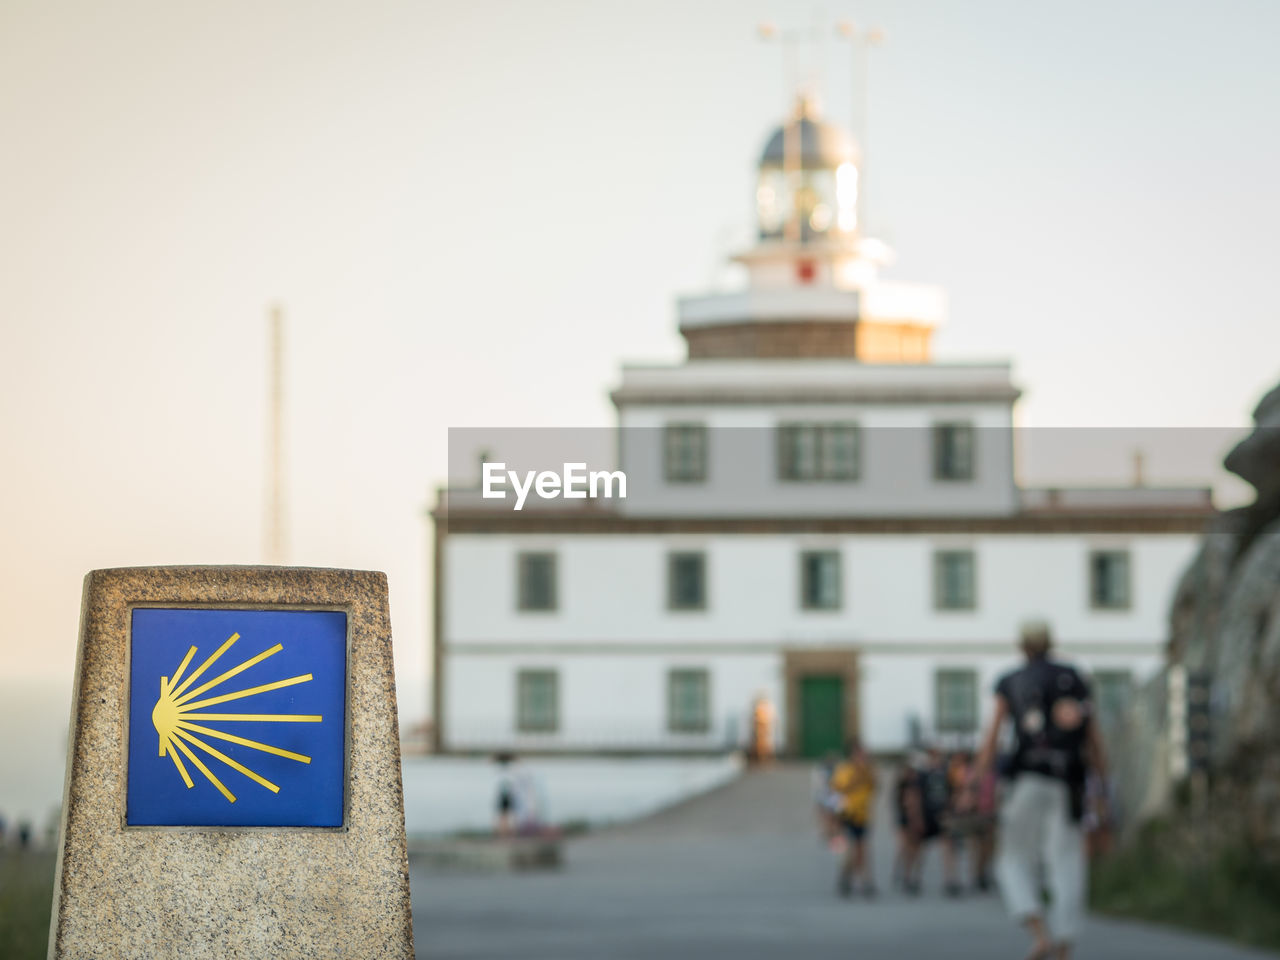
[679,95,943,364]
[609,96,1012,520]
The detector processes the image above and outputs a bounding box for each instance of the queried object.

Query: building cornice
[445,639,1167,657]
[431,510,1214,536]
[609,385,1024,407]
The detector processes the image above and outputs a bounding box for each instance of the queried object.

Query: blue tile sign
[126,608,347,827]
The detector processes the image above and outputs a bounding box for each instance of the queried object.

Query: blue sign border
[125,607,348,828]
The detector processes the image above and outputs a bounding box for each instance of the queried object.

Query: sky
[2,0,1280,730]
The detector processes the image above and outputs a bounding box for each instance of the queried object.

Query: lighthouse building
[431,100,1212,757]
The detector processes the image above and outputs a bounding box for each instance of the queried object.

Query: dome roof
[759,111,857,170]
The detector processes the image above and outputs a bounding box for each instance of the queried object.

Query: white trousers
[996,773,1086,943]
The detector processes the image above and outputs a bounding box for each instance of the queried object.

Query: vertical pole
[809,8,825,113]
[782,40,800,244]
[838,24,883,237]
[267,303,287,565]
[856,31,882,237]
[857,36,869,234]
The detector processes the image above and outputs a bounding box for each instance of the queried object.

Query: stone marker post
[48,566,415,959]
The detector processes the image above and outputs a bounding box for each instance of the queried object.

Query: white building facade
[432,99,1212,757]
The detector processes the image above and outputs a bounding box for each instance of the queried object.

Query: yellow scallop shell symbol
[151,632,322,803]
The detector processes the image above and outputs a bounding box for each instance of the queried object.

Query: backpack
[1000,660,1090,783]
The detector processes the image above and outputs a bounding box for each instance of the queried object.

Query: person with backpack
[891,759,920,890]
[898,745,951,895]
[975,621,1109,960]
[829,739,878,897]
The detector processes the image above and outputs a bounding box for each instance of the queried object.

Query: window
[516,669,558,733]
[800,550,842,610]
[1090,550,1131,610]
[1092,670,1133,724]
[777,423,860,481]
[667,668,711,733]
[517,552,557,611]
[664,423,707,483]
[668,552,707,610]
[934,550,977,610]
[934,422,975,481]
[935,669,979,733]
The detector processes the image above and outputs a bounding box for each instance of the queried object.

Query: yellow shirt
[830,760,877,825]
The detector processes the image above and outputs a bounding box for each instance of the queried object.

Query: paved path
[411,765,1273,959]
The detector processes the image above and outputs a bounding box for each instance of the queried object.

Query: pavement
[410,764,1275,960]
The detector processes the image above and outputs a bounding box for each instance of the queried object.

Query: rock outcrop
[1150,382,1280,850]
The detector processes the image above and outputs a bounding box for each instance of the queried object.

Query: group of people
[891,745,1000,896]
[816,741,997,898]
[816,622,1109,960]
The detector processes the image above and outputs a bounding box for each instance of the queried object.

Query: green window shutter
[934,423,975,481]
[668,552,707,610]
[1090,550,1132,610]
[821,424,860,480]
[779,424,818,480]
[800,551,842,610]
[668,669,710,732]
[664,423,707,483]
[517,553,557,611]
[935,669,978,733]
[517,670,558,733]
[935,550,976,610]
[779,424,861,481]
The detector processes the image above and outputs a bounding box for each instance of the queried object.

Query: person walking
[829,739,878,898]
[493,752,518,838]
[975,621,1108,960]
[891,759,920,890]
[812,751,844,852]
[900,745,949,896]
[942,749,977,897]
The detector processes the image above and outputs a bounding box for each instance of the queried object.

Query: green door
[799,674,845,758]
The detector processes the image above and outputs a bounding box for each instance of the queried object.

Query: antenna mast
[836,21,885,233]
